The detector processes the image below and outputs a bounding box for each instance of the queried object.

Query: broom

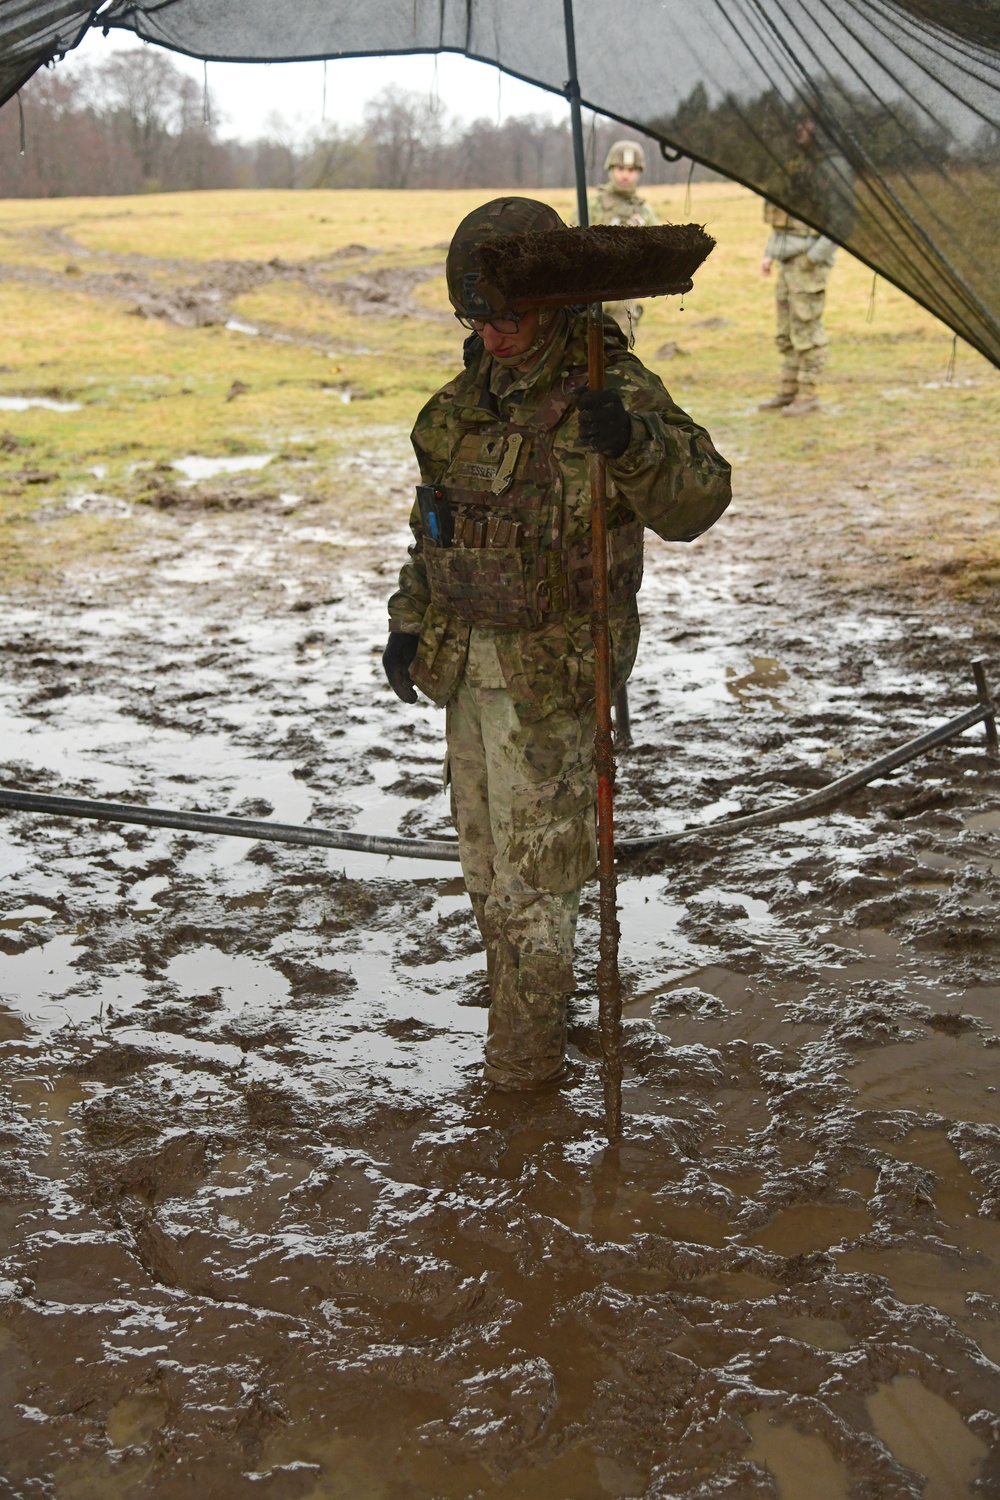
[475,223,716,1142]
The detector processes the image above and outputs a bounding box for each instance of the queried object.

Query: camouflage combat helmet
[446,196,564,318]
[604,139,646,173]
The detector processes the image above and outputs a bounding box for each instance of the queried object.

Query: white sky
[63,30,568,142]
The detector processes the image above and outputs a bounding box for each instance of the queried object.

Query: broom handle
[587,302,624,1142]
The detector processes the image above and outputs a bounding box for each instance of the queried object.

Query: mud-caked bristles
[475,223,716,307]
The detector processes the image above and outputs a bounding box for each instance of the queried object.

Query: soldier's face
[612,166,641,189]
[479,309,542,365]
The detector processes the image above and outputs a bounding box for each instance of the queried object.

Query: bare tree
[364,86,444,189]
[299,124,369,188]
[0,63,706,198]
[80,48,212,188]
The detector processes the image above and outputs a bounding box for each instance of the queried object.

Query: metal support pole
[563,0,589,232]
[563,0,631,752]
[972,659,998,756]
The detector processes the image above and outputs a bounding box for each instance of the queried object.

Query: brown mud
[0,223,445,340]
[1,429,1000,1499]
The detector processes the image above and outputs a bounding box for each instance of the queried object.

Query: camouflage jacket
[764,147,856,248]
[388,312,731,721]
[589,180,658,227]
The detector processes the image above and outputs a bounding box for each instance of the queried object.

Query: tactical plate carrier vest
[764,201,818,237]
[419,375,644,631]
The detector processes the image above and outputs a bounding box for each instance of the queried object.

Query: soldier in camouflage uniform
[759,115,855,416]
[581,140,658,336]
[383,197,731,1092]
[589,140,658,229]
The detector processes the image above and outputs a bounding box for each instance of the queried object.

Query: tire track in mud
[0,225,446,349]
[1,447,999,1498]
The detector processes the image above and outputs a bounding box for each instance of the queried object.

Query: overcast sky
[64,29,568,141]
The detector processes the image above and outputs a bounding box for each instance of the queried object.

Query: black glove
[576,389,633,459]
[382,632,419,703]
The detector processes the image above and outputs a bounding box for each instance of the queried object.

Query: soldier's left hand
[576,389,632,459]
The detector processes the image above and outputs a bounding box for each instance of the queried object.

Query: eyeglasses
[454,310,523,335]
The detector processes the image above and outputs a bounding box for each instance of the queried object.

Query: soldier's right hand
[382,632,419,703]
[760,257,773,277]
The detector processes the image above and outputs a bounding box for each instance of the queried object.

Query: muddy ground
[1,428,999,1500]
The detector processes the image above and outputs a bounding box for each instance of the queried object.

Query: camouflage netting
[2,0,1000,365]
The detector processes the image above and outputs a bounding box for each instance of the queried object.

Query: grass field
[1,183,998,597]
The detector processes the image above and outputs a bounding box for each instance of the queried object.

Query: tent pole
[563,0,590,231]
[562,0,632,751]
[563,0,624,1142]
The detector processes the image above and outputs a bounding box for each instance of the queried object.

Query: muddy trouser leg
[447,674,497,988]
[447,677,597,1090]
[774,262,799,393]
[784,253,830,391]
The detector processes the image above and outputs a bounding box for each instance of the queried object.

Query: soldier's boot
[483,947,570,1091]
[781,382,820,416]
[758,380,798,411]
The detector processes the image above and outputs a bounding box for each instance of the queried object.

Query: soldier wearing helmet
[382,197,731,1093]
[593,140,657,228]
[759,112,856,416]
[579,140,658,336]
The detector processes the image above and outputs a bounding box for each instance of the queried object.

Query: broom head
[475,223,715,310]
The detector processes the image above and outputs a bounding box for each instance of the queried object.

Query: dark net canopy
[3,0,1000,366]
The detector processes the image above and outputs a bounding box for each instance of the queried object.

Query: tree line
[0,48,699,198]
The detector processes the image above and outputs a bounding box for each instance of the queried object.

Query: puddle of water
[964,808,1000,835]
[7,1075,102,1188]
[840,1245,1000,1321]
[0,691,312,827]
[0,396,81,411]
[849,1033,1000,1127]
[866,1376,988,1500]
[726,654,791,709]
[172,454,274,481]
[745,1411,850,1500]
[1,935,150,1034]
[126,876,168,913]
[0,905,54,930]
[165,946,291,1011]
[749,1203,872,1256]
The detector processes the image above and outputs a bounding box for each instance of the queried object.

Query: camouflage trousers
[446,630,598,1089]
[775,253,831,388]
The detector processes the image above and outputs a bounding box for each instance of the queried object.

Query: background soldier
[585,140,658,336]
[382,197,731,1093]
[759,114,855,416]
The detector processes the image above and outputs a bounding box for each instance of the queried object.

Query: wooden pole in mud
[587,304,624,1143]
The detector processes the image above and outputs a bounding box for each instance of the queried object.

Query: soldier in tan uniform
[759,115,854,416]
[581,140,658,336]
[382,197,731,1092]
